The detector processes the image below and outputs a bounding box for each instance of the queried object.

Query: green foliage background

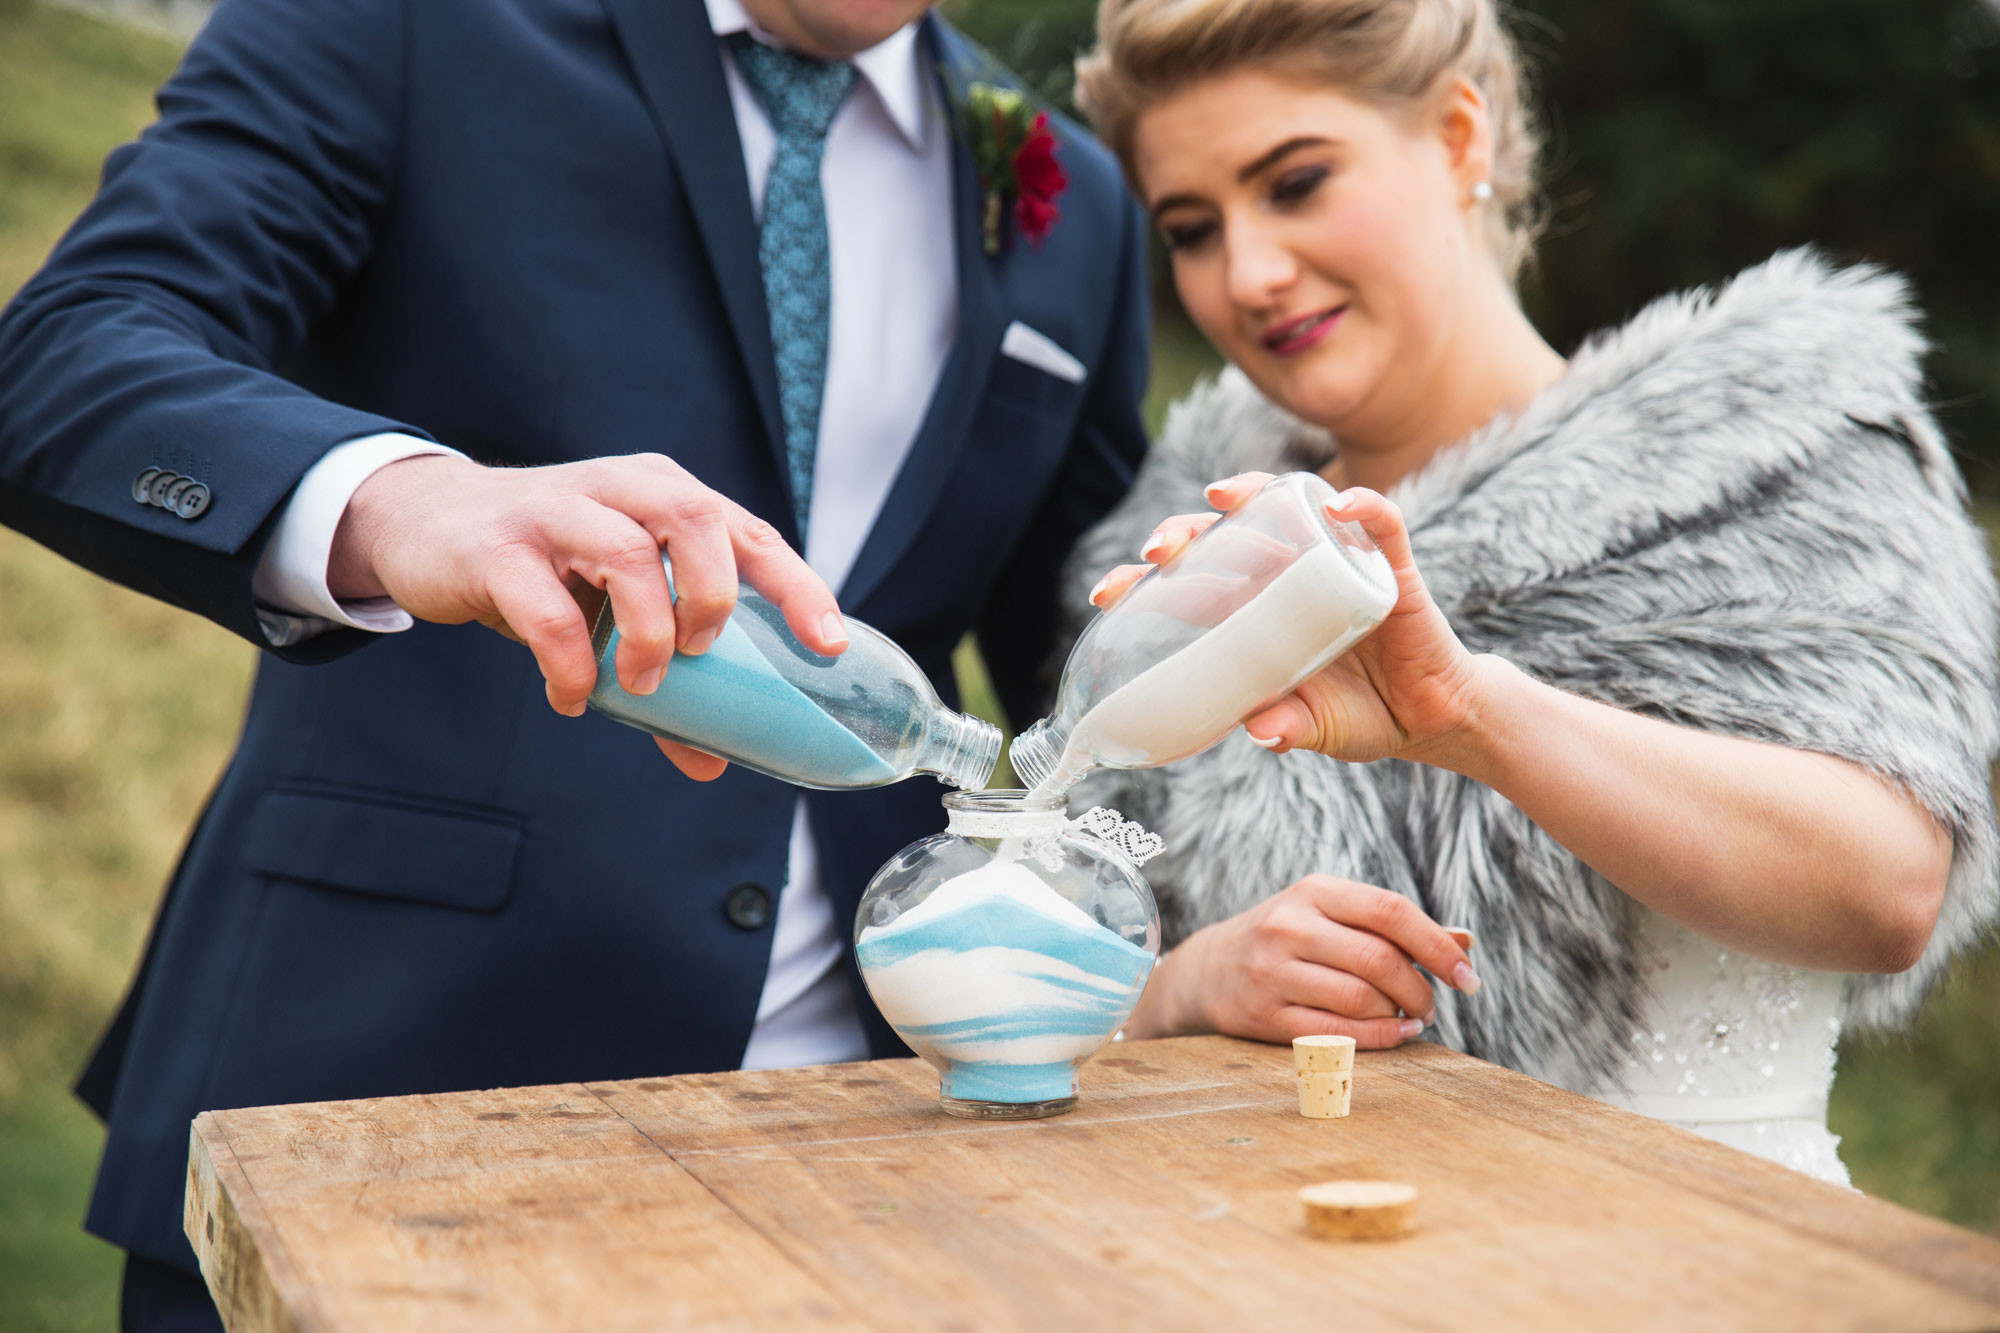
[0,3,1996,1330]
[950,0,2000,487]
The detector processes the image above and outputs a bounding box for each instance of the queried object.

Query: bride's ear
[1433,76,1494,208]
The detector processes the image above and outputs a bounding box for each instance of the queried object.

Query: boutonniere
[962,83,1069,256]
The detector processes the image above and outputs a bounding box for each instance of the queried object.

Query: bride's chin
[1246,364,1365,435]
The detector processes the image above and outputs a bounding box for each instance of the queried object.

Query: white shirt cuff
[252,433,465,647]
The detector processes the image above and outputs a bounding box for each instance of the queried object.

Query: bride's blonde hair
[1075,0,1544,280]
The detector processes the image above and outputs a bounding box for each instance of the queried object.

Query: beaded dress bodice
[1573,907,1850,1186]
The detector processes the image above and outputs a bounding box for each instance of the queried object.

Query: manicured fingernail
[1139,533,1166,562]
[821,611,848,647]
[633,665,663,695]
[1445,927,1475,951]
[1452,961,1482,996]
[1399,1018,1426,1040]
[1247,731,1284,750]
[1203,475,1244,503]
[682,627,719,656]
[1089,575,1111,606]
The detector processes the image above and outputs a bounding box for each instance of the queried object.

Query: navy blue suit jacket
[0,0,1148,1269]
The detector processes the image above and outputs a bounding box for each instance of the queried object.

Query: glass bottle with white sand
[855,790,1161,1119]
[1010,471,1398,796]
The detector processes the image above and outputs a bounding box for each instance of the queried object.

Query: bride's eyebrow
[1237,136,1336,182]
[1148,136,1339,222]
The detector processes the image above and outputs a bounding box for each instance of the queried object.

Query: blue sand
[857,892,1154,1105]
[593,618,895,786]
[943,1061,1080,1104]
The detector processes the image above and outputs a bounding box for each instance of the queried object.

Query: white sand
[1039,541,1394,790]
[871,859,1101,936]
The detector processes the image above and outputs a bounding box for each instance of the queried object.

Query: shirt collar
[706,0,932,151]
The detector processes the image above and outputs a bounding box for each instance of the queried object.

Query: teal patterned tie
[727,33,857,542]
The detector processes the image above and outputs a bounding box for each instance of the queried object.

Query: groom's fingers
[587,453,847,658]
[727,506,850,656]
[543,502,679,694]
[487,552,601,717]
[655,737,730,781]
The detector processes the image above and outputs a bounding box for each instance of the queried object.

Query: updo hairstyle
[1075,0,1544,280]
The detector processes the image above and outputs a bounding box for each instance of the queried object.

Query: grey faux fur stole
[1060,250,2000,1095]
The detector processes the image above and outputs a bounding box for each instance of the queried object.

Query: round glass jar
[854,790,1161,1119]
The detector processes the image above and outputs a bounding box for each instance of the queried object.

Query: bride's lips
[1261,306,1345,356]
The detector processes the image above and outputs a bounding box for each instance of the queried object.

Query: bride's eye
[1270,165,1329,208]
[1159,218,1218,253]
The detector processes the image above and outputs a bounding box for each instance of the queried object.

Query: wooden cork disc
[1292,1034,1356,1074]
[1296,1071,1352,1119]
[1299,1181,1419,1239]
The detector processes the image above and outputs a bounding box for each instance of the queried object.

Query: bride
[1063,0,2000,1184]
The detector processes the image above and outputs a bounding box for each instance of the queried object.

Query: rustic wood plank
[188,1114,317,1333]
[190,1037,2000,1332]
[1377,1040,2000,1308]
[593,1038,2000,1332]
[191,1083,865,1331]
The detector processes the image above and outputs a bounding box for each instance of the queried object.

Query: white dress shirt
[251,0,959,1069]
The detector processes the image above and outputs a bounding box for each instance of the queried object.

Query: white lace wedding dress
[1568,906,1851,1186]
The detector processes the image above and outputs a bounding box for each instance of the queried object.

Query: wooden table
[185,1036,2000,1331]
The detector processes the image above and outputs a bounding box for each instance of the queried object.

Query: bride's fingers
[1276,959,1401,1019]
[1324,487,1419,587]
[1137,511,1221,564]
[1244,694,1316,753]
[1201,470,1277,513]
[1277,1005,1427,1049]
[1088,563,1153,610]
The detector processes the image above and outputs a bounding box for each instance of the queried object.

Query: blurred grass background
[0,2,1994,1329]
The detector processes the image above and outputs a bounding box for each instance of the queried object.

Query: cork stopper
[1297,1071,1352,1119]
[1293,1034,1356,1075]
[1299,1181,1419,1239]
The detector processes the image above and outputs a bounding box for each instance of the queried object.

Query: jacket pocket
[240,786,526,912]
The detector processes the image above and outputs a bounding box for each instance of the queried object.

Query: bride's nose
[1223,218,1300,314]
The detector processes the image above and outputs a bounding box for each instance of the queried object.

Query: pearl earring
[1471,180,1494,203]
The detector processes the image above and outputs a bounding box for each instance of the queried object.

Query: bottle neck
[916,708,1002,791]
[1007,717,1076,794]
[942,788,1069,839]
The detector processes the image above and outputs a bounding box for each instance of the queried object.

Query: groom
[0,0,1148,1325]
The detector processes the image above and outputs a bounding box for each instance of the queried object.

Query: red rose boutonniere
[964,83,1068,256]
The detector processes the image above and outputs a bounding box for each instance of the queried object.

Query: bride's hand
[1089,472,1487,766]
[1124,875,1479,1046]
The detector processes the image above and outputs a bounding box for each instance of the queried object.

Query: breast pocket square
[1000,321,1086,385]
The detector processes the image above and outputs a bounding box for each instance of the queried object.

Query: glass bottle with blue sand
[587,571,1000,792]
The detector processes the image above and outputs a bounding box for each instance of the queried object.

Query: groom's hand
[327,453,847,747]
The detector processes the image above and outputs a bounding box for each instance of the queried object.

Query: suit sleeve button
[163,477,194,511]
[174,482,211,520]
[132,468,161,504]
[147,471,181,507]
[724,883,773,931]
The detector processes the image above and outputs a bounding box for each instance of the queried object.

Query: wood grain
[188,1037,2000,1332]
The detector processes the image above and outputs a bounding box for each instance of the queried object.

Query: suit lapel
[598,0,790,508]
[839,18,1010,610]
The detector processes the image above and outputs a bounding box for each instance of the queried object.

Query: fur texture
[1058,251,2000,1095]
